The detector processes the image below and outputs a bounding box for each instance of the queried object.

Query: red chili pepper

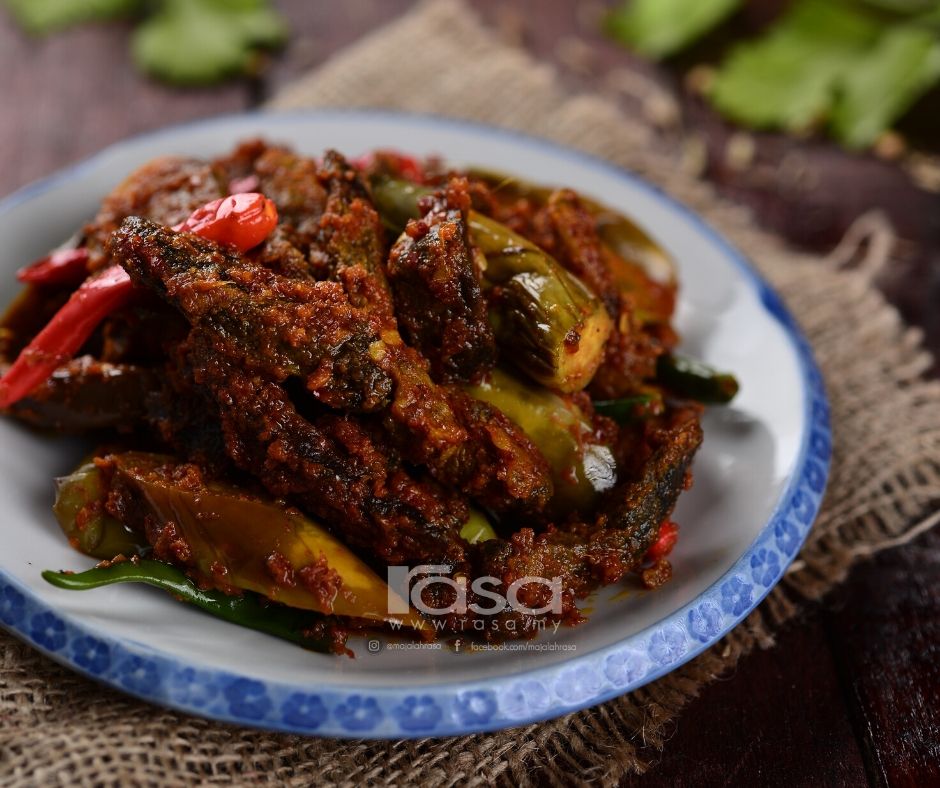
[17,248,90,287]
[646,521,679,563]
[0,265,134,408]
[173,192,278,252]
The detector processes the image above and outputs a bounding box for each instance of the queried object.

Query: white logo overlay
[387,565,564,617]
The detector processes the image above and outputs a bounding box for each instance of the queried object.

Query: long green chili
[42,560,333,652]
[656,355,740,404]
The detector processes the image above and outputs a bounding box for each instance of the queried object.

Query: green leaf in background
[914,5,940,28]
[605,0,741,58]
[858,0,938,13]
[831,25,940,148]
[2,0,139,35]
[708,0,880,133]
[131,0,287,85]
[605,0,940,149]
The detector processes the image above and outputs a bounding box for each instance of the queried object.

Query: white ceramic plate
[0,111,830,737]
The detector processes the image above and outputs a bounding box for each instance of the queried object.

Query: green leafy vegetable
[132,0,287,85]
[918,7,940,28]
[2,0,139,35]
[605,0,940,149]
[831,25,940,148]
[860,0,938,13]
[605,0,741,58]
[2,0,287,85]
[708,0,879,133]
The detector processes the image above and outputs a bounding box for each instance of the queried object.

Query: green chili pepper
[53,460,146,560]
[369,176,429,236]
[51,453,421,629]
[656,354,740,404]
[370,176,613,392]
[467,168,679,324]
[593,392,665,423]
[466,368,618,516]
[469,212,613,393]
[42,560,333,653]
[460,509,497,544]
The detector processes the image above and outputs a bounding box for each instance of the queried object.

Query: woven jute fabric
[3,2,940,785]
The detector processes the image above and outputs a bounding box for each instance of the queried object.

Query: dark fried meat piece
[108,217,394,413]
[84,157,224,271]
[183,331,469,569]
[315,150,395,311]
[387,177,496,383]
[471,413,702,634]
[111,211,551,515]
[100,303,188,364]
[250,226,316,281]
[6,357,157,432]
[145,343,229,473]
[546,189,618,315]
[589,307,666,399]
[315,153,552,514]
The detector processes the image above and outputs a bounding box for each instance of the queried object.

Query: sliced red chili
[0,265,134,408]
[1,193,279,407]
[17,248,90,287]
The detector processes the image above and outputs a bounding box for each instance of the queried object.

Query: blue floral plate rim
[0,109,830,738]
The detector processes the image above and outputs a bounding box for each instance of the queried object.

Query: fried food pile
[2,141,738,652]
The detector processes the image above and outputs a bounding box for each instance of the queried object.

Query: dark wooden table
[1,3,937,785]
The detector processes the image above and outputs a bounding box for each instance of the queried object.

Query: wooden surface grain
[0,2,937,785]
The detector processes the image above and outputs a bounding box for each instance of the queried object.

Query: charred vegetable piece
[657,355,739,404]
[53,461,145,560]
[105,452,420,627]
[467,168,677,287]
[592,392,665,424]
[577,197,675,286]
[466,368,617,516]
[589,205,677,325]
[42,561,333,653]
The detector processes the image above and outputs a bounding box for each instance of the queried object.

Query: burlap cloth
[3,2,939,785]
